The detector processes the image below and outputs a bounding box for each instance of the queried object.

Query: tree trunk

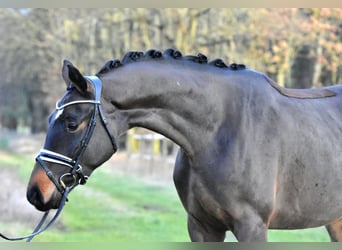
[290,43,317,88]
[26,76,50,134]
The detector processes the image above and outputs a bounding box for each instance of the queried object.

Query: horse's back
[325,84,342,96]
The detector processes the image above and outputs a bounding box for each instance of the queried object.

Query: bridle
[36,76,117,193]
[0,76,117,242]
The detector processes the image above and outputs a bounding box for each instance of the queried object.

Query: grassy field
[0,150,331,242]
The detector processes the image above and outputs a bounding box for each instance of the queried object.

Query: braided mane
[96,48,246,75]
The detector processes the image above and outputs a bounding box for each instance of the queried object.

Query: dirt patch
[0,168,44,226]
[0,167,67,237]
[141,204,171,213]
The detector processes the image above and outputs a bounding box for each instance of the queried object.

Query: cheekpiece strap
[85,76,102,103]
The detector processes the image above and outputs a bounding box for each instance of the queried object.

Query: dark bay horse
[26,49,342,241]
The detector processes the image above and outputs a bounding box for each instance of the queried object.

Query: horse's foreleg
[326,219,342,242]
[231,214,268,242]
[187,214,226,242]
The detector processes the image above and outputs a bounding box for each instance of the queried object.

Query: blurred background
[0,8,341,241]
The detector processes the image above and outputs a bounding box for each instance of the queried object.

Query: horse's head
[26,60,117,211]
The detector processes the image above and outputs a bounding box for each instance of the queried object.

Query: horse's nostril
[27,185,44,208]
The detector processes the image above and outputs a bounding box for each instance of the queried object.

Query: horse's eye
[66,122,78,132]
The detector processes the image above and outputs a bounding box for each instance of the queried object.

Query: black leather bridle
[36,76,117,193]
[0,76,117,242]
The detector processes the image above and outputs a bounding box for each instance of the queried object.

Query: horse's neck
[101,62,239,158]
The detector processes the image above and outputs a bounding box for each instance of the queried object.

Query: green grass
[269,228,329,242]
[47,169,189,242]
[0,150,331,242]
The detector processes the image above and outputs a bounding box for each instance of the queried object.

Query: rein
[0,76,116,242]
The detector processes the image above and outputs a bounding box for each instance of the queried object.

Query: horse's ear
[62,60,88,94]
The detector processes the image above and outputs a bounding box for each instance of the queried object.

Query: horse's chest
[174,158,232,228]
[190,172,234,228]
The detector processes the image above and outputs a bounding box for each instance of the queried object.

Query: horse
[26,48,342,242]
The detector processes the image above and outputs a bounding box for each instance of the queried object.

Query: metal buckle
[75,166,89,185]
[79,175,89,185]
[59,173,77,189]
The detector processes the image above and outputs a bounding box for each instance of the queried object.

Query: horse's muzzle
[26,167,61,212]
